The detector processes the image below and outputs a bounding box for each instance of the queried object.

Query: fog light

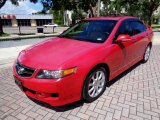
[36,92,51,98]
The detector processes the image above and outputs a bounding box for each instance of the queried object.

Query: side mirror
[116,34,131,43]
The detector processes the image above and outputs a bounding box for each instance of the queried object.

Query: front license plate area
[14,77,23,90]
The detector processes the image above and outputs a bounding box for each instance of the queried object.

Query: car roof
[85,16,137,21]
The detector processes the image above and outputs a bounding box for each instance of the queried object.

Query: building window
[36,19,52,26]
[17,19,31,26]
[2,19,12,26]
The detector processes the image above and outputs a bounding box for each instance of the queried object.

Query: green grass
[0,33,10,37]
[18,33,35,36]
[151,24,160,29]
[18,32,57,35]
[44,32,57,34]
[151,24,160,26]
[151,24,160,32]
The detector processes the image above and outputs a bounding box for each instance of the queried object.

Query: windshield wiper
[58,35,71,38]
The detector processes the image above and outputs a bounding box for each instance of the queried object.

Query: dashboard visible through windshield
[59,20,117,43]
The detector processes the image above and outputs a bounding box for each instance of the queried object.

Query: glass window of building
[2,19,12,26]
[17,19,31,26]
[36,19,52,26]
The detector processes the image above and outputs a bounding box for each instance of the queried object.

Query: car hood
[18,37,100,69]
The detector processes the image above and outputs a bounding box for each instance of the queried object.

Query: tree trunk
[148,16,152,26]
[0,18,4,35]
[92,6,97,17]
[0,0,7,35]
[147,11,153,26]
[89,6,94,17]
[89,3,98,17]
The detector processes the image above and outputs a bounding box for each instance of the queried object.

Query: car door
[115,20,136,67]
[109,20,135,76]
[129,20,148,60]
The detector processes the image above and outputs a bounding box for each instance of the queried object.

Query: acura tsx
[13,16,153,106]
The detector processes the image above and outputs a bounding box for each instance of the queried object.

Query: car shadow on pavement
[28,61,142,112]
[106,61,142,87]
[28,96,84,112]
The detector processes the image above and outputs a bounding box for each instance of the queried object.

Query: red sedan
[13,16,153,106]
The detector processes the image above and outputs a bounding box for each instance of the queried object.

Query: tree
[141,0,160,25]
[0,0,38,35]
[109,0,160,25]
[41,0,108,17]
[0,0,7,9]
[49,10,64,25]
[72,9,85,24]
[0,0,7,34]
[81,0,99,17]
[101,0,121,16]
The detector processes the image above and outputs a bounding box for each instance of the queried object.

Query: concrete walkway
[0,37,50,60]
[0,37,51,68]
[153,32,160,45]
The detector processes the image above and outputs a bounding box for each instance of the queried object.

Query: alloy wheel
[88,71,105,98]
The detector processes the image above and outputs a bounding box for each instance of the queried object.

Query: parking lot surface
[0,45,160,120]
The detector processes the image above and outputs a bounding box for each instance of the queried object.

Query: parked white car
[43,23,58,27]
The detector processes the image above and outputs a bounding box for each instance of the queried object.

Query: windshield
[59,20,117,43]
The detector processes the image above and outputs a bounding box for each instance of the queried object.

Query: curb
[0,33,60,41]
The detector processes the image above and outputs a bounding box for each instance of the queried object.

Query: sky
[0,0,43,14]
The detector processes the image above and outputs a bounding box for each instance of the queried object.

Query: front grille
[16,62,35,77]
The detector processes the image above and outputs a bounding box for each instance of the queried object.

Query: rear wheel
[82,67,107,102]
[142,45,151,63]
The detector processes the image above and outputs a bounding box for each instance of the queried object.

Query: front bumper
[13,63,83,106]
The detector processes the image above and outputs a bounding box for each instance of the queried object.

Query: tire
[142,45,151,63]
[82,67,107,102]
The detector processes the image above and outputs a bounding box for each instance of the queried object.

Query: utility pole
[97,0,101,16]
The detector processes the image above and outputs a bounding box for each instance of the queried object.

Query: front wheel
[82,67,107,102]
[142,45,151,63]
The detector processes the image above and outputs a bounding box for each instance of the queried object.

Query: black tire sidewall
[82,67,107,102]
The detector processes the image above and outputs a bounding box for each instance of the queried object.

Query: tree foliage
[49,10,64,25]
[41,0,108,17]
[103,0,160,25]
[1,0,160,34]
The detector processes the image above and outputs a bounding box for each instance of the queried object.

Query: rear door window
[130,21,147,36]
[114,20,132,41]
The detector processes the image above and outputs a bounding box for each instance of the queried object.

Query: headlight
[36,67,77,79]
